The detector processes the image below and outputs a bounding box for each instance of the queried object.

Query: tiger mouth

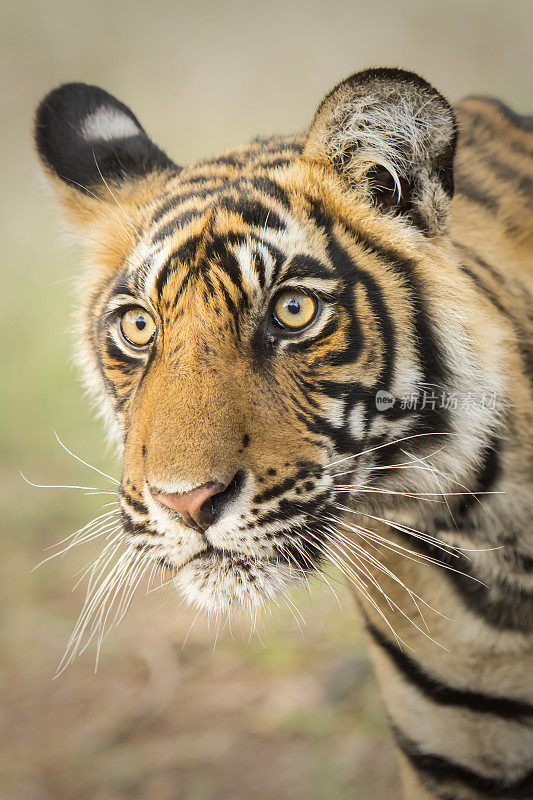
[182,544,278,570]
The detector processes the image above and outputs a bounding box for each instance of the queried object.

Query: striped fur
[34,71,533,798]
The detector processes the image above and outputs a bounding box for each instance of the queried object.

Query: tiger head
[34,68,502,615]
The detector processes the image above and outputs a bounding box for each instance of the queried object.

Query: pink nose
[151,481,226,530]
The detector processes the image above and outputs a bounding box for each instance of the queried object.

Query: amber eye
[119,307,156,347]
[272,290,318,332]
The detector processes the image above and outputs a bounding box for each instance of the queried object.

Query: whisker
[293,524,408,649]
[92,150,142,239]
[42,508,119,551]
[332,510,490,585]
[327,432,456,469]
[66,178,136,245]
[52,432,120,485]
[20,472,115,493]
[303,524,448,650]
[33,516,121,569]
[72,231,143,270]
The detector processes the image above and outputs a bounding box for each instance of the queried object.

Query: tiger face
[35,69,499,615]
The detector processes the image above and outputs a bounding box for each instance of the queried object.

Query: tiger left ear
[34,83,179,254]
[304,68,458,236]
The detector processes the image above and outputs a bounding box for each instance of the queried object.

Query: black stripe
[119,488,149,516]
[392,724,533,799]
[220,196,285,232]
[306,197,451,442]
[454,242,533,379]
[154,254,176,298]
[456,172,500,212]
[203,236,245,294]
[281,254,334,282]
[366,620,533,721]
[462,96,533,135]
[457,439,501,517]
[250,176,292,211]
[150,183,224,227]
[104,339,140,370]
[394,534,533,632]
[152,208,203,244]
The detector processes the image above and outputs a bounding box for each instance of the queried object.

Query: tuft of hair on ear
[304,67,458,236]
[34,83,179,249]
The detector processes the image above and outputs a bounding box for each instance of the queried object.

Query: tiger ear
[34,83,179,250]
[304,68,457,236]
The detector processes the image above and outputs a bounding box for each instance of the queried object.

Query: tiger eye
[272,291,318,331]
[119,307,156,347]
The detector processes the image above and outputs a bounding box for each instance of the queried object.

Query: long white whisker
[20,472,115,493]
[92,150,142,239]
[327,432,456,468]
[66,178,136,245]
[52,432,120,485]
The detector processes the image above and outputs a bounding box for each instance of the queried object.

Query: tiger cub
[34,68,533,799]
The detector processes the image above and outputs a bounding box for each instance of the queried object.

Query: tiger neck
[354,514,533,800]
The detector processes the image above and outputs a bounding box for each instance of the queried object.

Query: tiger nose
[150,477,236,531]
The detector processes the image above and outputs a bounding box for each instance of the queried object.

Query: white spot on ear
[81,106,141,142]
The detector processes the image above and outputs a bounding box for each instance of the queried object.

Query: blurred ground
[1,1,531,798]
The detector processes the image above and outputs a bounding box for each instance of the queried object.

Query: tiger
[34,67,533,800]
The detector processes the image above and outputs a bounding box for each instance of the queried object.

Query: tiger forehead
[132,183,339,303]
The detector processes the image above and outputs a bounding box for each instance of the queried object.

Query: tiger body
[35,71,533,799]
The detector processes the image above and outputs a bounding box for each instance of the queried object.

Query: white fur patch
[82,106,140,142]
[348,402,366,439]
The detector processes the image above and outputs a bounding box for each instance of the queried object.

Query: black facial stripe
[220,196,285,232]
[150,183,224,228]
[306,201,395,389]
[252,249,266,288]
[365,619,533,721]
[119,488,149,517]
[154,253,177,298]
[154,233,207,299]
[282,316,342,354]
[253,491,332,529]
[152,209,203,245]
[104,337,142,370]
[280,254,335,282]
[249,177,292,211]
[120,510,160,538]
[107,275,137,300]
[149,174,291,241]
[287,376,323,411]
[202,236,248,297]
[252,462,322,505]
[319,204,450,400]
[293,404,366,457]
[391,724,533,799]
[215,279,240,338]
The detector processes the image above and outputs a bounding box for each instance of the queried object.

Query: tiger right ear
[34,83,179,252]
[304,68,457,236]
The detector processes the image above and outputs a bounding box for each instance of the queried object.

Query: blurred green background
[1,2,531,798]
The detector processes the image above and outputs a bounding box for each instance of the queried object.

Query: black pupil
[287,299,301,315]
[135,315,146,331]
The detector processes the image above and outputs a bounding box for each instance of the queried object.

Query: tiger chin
[35,68,533,800]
